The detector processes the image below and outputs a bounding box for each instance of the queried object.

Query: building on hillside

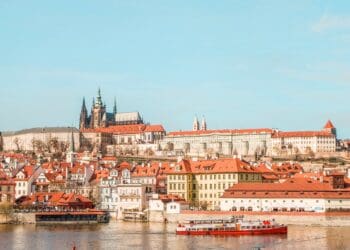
[99,179,146,218]
[13,165,43,199]
[271,120,337,156]
[0,170,15,203]
[160,119,337,158]
[220,173,350,212]
[166,158,264,210]
[81,124,166,154]
[1,127,80,152]
[79,88,144,130]
[160,125,273,158]
[148,193,188,214]
[131,163,160,194]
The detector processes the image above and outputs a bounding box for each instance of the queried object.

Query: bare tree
[0,202,13,222]
[48,137,59,153]
[145,148,155,156]
[13,137,20,152]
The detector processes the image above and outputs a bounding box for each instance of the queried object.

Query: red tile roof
[0,170,15,185]
[17,192,93,208]
[82,124,165,134]
[159,194,186,203]
[324,120,335,129]
[144,124,165,133]
[222,178,350,199]
[132,163,160,177]
[166,158,264,175]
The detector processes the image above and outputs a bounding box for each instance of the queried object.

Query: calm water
[0,222,349,250]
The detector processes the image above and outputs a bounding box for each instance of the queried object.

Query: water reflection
[0,223,349,250]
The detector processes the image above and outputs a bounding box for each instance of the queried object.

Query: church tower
[113,97,117,115]
[323,120,337,137]
[200,116,207,131]
[193,116,199,131]
[90,88,107,128]
[79,97,88,130]
[66,129,77,165]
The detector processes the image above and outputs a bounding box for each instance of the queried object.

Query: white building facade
[220,178,350,212]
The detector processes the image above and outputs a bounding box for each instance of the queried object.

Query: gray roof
[115,112,142,122]
[1,127,79,136]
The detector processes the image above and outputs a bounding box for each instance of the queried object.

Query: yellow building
[166,158,264,210]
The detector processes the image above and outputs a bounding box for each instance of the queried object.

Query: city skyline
[1,1,350,137]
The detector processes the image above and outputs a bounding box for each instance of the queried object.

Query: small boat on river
[176,216,287,236]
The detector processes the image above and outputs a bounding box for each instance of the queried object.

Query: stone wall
[0,212,35,224]
[153,211,350,226]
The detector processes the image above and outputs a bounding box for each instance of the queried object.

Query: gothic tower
[90,88,107,128]
[79,97,88,130]
[193,116,199,131]
[200,116,207,131]
[113,97,117,116]
[323,120,337,138]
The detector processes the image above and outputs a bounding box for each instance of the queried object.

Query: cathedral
[79,88,144,130]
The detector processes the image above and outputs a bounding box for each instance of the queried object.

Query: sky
[1,1,350,138]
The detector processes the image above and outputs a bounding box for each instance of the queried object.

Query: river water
[0,222,349,250]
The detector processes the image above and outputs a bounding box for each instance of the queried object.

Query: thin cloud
[312,14,350,33]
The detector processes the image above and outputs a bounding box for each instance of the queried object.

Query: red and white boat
[176,216,287,236]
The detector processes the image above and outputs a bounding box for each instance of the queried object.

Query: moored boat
[176,216,287,236]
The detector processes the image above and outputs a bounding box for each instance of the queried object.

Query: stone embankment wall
[151,211,350,227]
[0,213,36,224]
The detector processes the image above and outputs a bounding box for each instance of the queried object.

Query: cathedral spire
[201,116,207,131]
[79,97,88,130]
[193,116,199,131]
[113,97,117,115]
[95,88,102,106]
[81,97,87,113]
[70,129,75,153]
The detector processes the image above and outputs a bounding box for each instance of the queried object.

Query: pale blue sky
[1,1,350,137]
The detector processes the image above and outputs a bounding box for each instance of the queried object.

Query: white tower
[201,116,207,131]
[193,116,199,131]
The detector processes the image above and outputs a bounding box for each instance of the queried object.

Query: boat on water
[176,216,287,236]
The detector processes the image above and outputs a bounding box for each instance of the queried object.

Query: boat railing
[183,215,244,225]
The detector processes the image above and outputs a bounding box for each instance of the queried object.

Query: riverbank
[150,210,350,227]
[0,210,109,224]
[3,210,350,226]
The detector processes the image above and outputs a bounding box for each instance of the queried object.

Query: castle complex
[0,89,339,158]
[79,88,143,129]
